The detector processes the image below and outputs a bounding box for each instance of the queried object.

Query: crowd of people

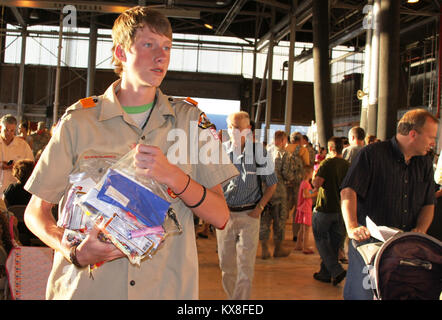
[198,107,440,300]
[0,6,440,301]
[0,116,52,203]
[204,112,366,299]
[0,115,52,248]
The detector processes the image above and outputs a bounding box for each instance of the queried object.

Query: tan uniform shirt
[25,80,238,300]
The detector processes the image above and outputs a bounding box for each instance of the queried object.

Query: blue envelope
[97,169,170,227]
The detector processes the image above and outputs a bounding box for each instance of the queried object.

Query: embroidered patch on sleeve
[198,112,219,141]
[198,112,214,129]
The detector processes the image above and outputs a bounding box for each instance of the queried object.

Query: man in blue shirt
[216,111,277,300]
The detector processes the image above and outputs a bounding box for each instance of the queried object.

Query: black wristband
[174,174,191,196]
[69,244,85,268]
[187,185,207,209]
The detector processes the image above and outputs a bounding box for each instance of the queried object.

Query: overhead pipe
[293,23,365,64]
[367,0,380,137]
[254,57,268,127]
[264,7,275,144]
[251,8,258,122]
[360,0,373,132]
[284,0,297,135]
[175,0,234,7]
[16,25,26,123]
[86,14,97,97]
[256,0,312,52]
[53,11,63,125]
[215,0,247,35]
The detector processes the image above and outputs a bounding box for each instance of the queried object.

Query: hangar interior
[0,0,440,146]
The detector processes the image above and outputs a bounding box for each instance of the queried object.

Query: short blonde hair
[111,6,172,77]
[227,111,250,126]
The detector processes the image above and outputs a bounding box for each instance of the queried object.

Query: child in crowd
[314,147,326,173]
[294,165,317,254]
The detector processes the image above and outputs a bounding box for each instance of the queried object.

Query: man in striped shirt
[216,111,277,300]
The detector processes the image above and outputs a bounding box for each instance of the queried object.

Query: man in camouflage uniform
[29,121,51,156]
[286,132,308,241]
[259,131,295,258]
[303,134,316,167]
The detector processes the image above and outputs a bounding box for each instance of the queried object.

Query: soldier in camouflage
[29,121,51,157]
[259,131,295,258]
[287,132,308,241]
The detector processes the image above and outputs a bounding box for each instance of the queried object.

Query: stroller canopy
[374,232,442,300]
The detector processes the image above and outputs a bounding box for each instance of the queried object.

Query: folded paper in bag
[97,168,170,227]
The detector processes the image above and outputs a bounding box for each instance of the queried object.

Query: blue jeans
[312,210,345,278]
[343,238,376,300]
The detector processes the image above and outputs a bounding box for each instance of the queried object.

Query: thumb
[85,223,101,239]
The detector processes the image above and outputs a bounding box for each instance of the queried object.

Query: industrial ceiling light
[204,23,213,30]
[29,9,39,19]
[407,0,419,3]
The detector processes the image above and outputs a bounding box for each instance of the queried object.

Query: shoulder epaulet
[64,96,99,117]
[79,96,99,109]
[184,97,198,106]
[168,96,198,107]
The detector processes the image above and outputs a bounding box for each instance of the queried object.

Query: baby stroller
[355,232,442,300]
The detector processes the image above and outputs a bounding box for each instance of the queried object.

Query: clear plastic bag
[60,148,182,266]
[105,148,171,201]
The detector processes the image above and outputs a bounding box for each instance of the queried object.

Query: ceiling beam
[334,1,438,17]
[256,0,312,51]
[0,0,130,13]
[254,0,290,11]
[10,6,26,26]
[215,0,247,35]
[294,24,365,64]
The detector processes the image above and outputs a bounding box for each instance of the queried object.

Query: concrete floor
[196,224,345,300]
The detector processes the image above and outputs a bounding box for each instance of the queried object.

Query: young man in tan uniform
[23,7,238,300]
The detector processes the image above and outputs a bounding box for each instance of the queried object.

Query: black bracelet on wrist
[187,185,207,209]
[174,174,191,196]
[69,244,85,268]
